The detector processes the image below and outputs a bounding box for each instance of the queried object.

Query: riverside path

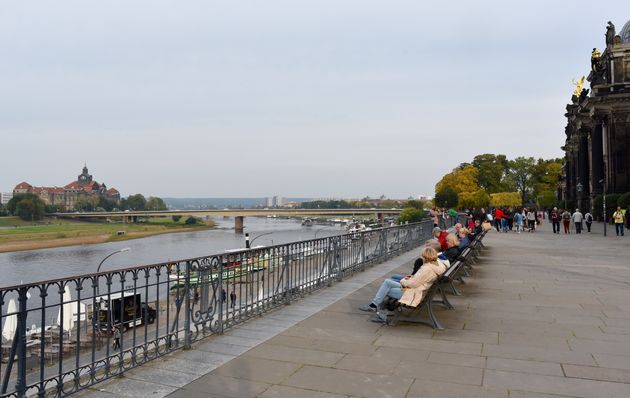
[79,221,630,398]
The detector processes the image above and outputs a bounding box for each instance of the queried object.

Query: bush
[618,192,630,209]
[593,195,603,219]
[172,215,182,222]
[397,207,426,224]
[185,216,198,225]
[606,193,621,209]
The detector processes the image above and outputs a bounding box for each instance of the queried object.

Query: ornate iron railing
[0,220,431,397]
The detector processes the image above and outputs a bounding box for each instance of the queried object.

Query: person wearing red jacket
[432,227,449,251]
[494,208,505,232]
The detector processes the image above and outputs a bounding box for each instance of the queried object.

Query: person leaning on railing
[358,247,447,313]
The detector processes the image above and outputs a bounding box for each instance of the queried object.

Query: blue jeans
[372,279,404,306]
[390,274,403,282]
[616,223,625,236]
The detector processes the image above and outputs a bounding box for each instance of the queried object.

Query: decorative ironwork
[0,221,431,397]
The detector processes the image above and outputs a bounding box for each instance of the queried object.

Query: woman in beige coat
[359,247,446,312]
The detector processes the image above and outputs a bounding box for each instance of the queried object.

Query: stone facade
[563,19,630,211]
[13,165,120,211]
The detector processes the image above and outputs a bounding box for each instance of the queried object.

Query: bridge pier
[377,212,384,223]
[235,216,244,234]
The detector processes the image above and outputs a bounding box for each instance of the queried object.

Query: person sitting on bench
[359,247,446,312]
[390,241,446,283]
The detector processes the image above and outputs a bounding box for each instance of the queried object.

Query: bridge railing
[0,220,432,398]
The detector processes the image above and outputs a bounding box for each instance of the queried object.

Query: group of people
[358,224,477,321]
[549,207,593,234]
[489,207,541,233]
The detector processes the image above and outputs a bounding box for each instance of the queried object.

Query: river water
[0,217,344,288]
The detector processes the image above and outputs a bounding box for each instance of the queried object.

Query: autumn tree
[507,157,536,204]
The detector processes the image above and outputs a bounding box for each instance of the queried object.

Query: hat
[432,227,442,234]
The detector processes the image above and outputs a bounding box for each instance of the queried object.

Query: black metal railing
[0,221,431,397]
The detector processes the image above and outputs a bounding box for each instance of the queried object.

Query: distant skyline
[1,2,626,198]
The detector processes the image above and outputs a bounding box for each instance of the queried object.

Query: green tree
[7,193,45,217]
[14,196,45,221]
[507,157,536,204]
[126,194,147,211]
[185,216,198,225]
[405,200,426,210]
[146,197,167,211]
[172,215,182,222]
[397,207,425,224]
[434,186,458,208]
[472,154,509,193]
[537,190,557,209]
[0,203,8,216]
[618,192,630,210]
[74,196,100,212]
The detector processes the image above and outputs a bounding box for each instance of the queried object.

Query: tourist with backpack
[550,207,560,234]
[584,211,593,232]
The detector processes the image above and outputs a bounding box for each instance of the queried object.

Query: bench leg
[434,286,454,310]
[457,275,466,284]
[426,299,444,330]
[449,281,461,296]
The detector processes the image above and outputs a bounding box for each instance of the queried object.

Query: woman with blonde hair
[359,247,447,312]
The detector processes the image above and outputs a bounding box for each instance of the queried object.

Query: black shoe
[359,303,377,312]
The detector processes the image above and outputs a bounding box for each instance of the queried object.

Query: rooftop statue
[606,21,616,47]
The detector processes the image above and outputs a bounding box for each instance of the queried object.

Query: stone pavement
[81,221,630,398]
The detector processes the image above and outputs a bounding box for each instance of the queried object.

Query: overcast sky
[1,1,627,198]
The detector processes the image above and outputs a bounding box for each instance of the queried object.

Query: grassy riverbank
[0,216,215,253]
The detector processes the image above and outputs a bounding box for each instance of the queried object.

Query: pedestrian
[430,207,439,228]
[230,290,236,308]
[550,207,560,234]
[514,210,524,233]
[112,326,121,350]
[561,209,571,234]
[572,209,584,234]
[494,208,505,232]
[526,209,536,232]
[221,288,227,304]
[584,211,593,232]
[613,206,625,236]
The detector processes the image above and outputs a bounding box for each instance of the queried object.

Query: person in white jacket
[572,209,584,234]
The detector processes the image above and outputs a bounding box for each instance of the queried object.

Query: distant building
[13,165,120,211]
[266,196,285,207]
[0,192,13,205]
[418,195,433,202]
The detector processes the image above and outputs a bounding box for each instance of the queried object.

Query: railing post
[283,248,291,305]
[360,234,366,271]
[335,238,342,282]
[15,287,28,398]
[217,260,224,335]
[184,261,192,349]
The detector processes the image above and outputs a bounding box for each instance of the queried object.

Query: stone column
[234,216,244,234]
[591,122,604,197]
[577,131,590,211]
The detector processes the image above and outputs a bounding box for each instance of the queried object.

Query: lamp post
[599,179,608,236]
[249,232,273,247]
[96,248,130,296]
[576,182,583,211]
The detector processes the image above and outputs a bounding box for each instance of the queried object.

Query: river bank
[0,216,215,253]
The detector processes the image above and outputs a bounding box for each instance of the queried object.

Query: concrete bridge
[50,208,403,232]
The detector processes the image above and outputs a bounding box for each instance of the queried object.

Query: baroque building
[13,165,120,211]
[563,19,630,211]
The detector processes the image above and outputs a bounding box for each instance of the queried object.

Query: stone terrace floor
[80,221,630,398]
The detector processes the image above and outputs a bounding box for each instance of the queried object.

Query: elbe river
[0,217,343,288]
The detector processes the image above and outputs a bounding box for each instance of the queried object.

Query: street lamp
[249,232,273,247]
[97,248,131,274]
[96,248,130,297]
[599,178,608,236]
[576,182,583,211]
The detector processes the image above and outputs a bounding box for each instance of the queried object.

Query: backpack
[586,213,593,222]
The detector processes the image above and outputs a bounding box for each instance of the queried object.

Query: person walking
[550,207,560,234]
[526,209,536,232]
[229,290,237,308]
[584,211,593,232]
[572,209,584,234]
[514,210,524,233]
[430,207,439,228]
[613,206,625,236]
[561,209,571,234]
[112,326,121,350]
[494,208,505,232]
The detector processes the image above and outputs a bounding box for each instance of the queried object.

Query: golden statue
[591,48,601,59]
[572,76,585,97]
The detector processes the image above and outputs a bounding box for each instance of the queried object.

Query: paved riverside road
[79,221,630,398]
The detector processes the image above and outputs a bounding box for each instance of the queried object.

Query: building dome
[621,19,630,44]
